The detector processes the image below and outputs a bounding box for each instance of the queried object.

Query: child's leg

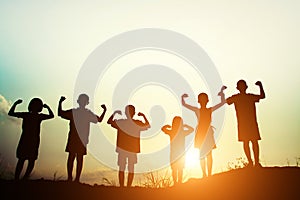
[74,154,83,182]
[127,163,135,187]
[171,166,177,184]
[207,151,213,176]
[67,153,76,181]
[251,140,260,166]
[118,153,126,187]
[178,169,183,183]
[118,170,125,187]
[200,158,207,178]
[243,141,253,166]
[126,152,137,187]
[15,159,25,180]
[23,159,35,180]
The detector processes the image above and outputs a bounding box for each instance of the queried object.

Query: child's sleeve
[11,112,27,118]
[136,120,150,131]
[40,113,54,120]
[226,95,236,105]
[251,94,261,103]
[88,111,99,124]
[59,109,72,120]
[109,119,119,129]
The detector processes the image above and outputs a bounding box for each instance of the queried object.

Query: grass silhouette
[0,166,299,200]
[142,170,173,188]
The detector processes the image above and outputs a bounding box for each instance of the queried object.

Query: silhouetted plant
[102,177,117,186]
[142,170,172,188]
[0,155,14,179]
[227,157,248,170]
[53,171,63,181]
[295,157,300,167]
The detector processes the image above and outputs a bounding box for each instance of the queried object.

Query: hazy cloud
[0,94,20,125]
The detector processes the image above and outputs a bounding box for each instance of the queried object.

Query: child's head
[77,94,89,108]
[198,93,209,106]
[236,80,248,93]
[28,98,43,113]
[125,105,135,118]
[172,116,183,130]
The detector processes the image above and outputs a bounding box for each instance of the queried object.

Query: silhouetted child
[58,94,107,182]
[8,98,54,180]
[107,105,150,187]
[161,116,194,185]
[226,80,265,167]
[182,86,226,178]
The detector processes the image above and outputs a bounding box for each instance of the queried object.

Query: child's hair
[77,93,89,106]
[172,116,183,130]
[237,79,248,92]
[28,98,43,113]
[198,93,209,105]
[125,105,135,118]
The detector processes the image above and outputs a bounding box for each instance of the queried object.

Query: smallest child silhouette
[161,116,194,185]
[8,98,54,180]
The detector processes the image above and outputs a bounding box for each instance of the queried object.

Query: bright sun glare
[185,148,199,168]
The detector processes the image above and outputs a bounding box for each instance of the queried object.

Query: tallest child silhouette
[8,98,54,180]
[58,94,107,182]
[226,80,265,167]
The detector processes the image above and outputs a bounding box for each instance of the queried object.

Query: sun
[185,148,199,168]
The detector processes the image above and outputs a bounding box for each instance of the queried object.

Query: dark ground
[1,167,299,200]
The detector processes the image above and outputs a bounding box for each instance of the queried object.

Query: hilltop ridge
[0,166,299,200]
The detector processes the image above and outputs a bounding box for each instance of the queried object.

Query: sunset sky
[0,1,299,185]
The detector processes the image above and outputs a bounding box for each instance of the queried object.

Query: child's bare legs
[200,158,207,178]
[119,164,126,187]
[67,153,75,181]
[23,159,35,180]
[127,163,134,187]
[243,141,253,166]
[15,159,25,180]
[171,166,177,185]
[207,151,213,176]
[251,140,260,167]
[74,154,83,182]
[178,169,183,183]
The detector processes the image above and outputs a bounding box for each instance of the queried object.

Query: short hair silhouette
[198,93,209,105]
[237,79,248,92]
[125,105,135,118]
[28,98,43,113]
[77,93,89,106]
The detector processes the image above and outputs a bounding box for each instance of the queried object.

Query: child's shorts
[117,148,137,167]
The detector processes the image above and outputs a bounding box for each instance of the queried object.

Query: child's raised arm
[58,96,66,117]
[183,124,194,136]
[43,104,54,119]
[255,81,265,99]
[137,112,151,129]
[212,86,227,112]
[161,124,172,135]
[107,110,121,127]
[181,94,198,113]
[97,104,107,122]
[8,99,23,117]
